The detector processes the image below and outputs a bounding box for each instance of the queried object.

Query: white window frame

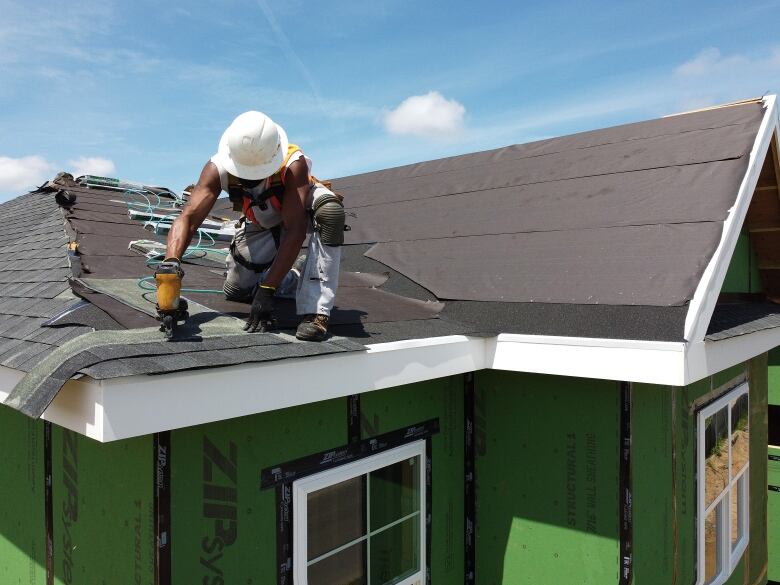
[293,441,427,585]
[696,382,750,585]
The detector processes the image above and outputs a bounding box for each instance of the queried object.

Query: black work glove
[244,285,276,332]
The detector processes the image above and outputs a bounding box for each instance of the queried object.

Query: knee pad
[223,279,252,303]
[312,194,346,246]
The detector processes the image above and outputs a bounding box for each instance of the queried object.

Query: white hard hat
[213,111,289,180]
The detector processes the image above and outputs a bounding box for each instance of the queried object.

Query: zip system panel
[474,371,620,584]
[0,406,46,585]
[51,428,154,585]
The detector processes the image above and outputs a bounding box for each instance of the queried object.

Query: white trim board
[684,95,780,342]
[0,365,24,403]
[19,325,780,443]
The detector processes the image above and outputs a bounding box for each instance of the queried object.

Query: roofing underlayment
[1,98,780,422]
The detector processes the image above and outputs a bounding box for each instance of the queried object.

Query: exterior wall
[0,360,772,584]
[51,428,154,585]
[360,375,464,583]
[474,370,620,584]
[0,406,45,585]
[633,357,768,585]
[0,377,463,585]
[168,375,464,584]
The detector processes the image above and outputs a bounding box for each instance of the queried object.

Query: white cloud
[384,91,466,139]
[676,48,728,77]
[0,155,57,193]
[670,46,780,110]
[68,156,116,177]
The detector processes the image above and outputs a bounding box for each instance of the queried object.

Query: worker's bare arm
[165,162,221,260]
[261,159,309,289]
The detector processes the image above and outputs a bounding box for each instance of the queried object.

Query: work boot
[296,314,329,341]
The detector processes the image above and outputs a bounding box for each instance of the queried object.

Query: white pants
[223,186,341,316]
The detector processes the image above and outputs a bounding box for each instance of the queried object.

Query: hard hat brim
[213,124,289,180]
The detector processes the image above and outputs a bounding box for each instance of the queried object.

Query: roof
[1,96,780,438]
[0,192,90,369]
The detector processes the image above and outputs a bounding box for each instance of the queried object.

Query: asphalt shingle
[0,191,90,372]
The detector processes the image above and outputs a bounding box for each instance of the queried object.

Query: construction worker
[156,111,345,341]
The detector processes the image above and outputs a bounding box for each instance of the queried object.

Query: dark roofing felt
[338,102,764,305]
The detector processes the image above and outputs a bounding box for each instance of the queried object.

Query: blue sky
[1,0,779,201]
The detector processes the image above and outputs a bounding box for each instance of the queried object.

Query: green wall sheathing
[474,371,619,585]
[769,347,780,406]
[169,378,463,584]
[769,445,780,582]
[360,376,464,583]
[51,428,154,585]
[722,232,762,294]
[0,406,45,585]
[632,380,689,584]
[634,358,768,585]
[169,397,346,584]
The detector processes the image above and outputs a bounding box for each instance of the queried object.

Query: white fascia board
[685,327,780,384]
[95,335,485,442]
[57,335,689,442]
[0,365,24,403]
[20,327,778,443]
[40,377,105,440]
[488,334,687,385]
[0,365,106,441]
[684,95,779,342]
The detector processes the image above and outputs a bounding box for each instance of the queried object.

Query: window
[697,383,749,585]
[293,441,426,585]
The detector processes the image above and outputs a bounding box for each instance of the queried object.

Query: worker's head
[214,111,288,180]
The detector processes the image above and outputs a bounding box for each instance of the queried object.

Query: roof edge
[8,325,777,442]
[684,94,780,342]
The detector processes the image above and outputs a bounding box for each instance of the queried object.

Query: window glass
[307,476,365,560]
[730,477,745,551]
[730,394,749,480]
[704,504,722,584]
[704,407,729,508]
[698,383,749,585]
[308,542,366,585]
[369,516,420,585]
[370,457,420,531]
[299,444,425,585]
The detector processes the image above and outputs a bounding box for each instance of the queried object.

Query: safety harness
[226,144,345,272]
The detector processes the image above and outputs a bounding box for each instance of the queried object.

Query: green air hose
[119,187,231,297]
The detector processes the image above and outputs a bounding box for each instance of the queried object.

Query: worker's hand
[244,285,276,332]
[154,258,184,312]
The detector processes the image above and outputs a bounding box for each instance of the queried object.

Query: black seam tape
[260,418,440,490]
[154,432,171,585]
[348,394,361,444]
[619,381,633,585]
[276,484,293,585]
[44,421,53,585]
[464,372,476,585]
